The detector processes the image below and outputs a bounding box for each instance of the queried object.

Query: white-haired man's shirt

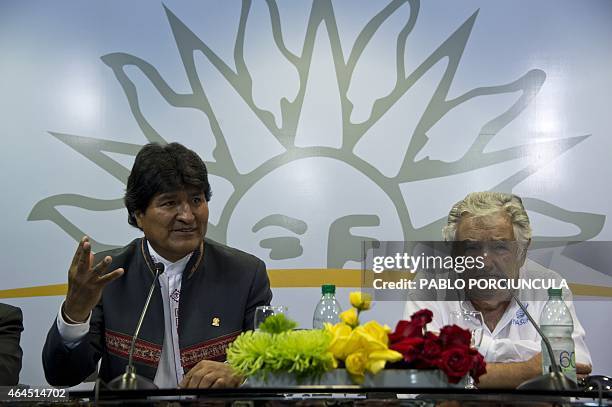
[403,260,592,365]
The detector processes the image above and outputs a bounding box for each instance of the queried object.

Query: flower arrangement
[226,294,487,387]
[325,292,403,383]
[388,309,487,384]
[226,314,336,381]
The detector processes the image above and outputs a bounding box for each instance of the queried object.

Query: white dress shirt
[57,242,193,388]
[403,260,592,365]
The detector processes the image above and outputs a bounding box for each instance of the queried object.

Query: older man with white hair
[403,191,592,388]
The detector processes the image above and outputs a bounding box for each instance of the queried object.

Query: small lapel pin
[212,317,220,327]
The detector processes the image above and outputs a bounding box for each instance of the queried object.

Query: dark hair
[124,142,212,229]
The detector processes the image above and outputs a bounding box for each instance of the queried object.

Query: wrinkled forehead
[456,211,515,241]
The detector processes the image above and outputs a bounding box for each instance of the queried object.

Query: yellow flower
[339,308,359,327]
[344,347,402,383]
[345,351,368,383]
[366,349,403,374]
[326,294,403,384]
[351,326,385,352]
[325,322,352,360]
[324,322,351,336]
[342,327,364,354]
[360,320,391,346]
[349,292,372,311]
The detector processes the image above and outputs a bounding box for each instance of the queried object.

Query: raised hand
[63,236,124,323]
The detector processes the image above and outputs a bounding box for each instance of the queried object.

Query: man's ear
[519,238,531,266]
[134,210,144,229]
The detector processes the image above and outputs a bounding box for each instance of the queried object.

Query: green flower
[227,318,336,381]
[258,313,297,334]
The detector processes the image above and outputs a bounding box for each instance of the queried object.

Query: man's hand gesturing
[63,236,125,323]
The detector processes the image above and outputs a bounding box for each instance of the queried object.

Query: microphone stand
[107,263,164,390]
[512,292,577,391]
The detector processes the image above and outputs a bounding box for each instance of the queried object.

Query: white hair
[442,192,532,242]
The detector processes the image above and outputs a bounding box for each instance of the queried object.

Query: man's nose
[481,250,495,271]
[176,201,195,221]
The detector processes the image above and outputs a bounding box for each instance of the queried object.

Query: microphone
[511,292,577,390]
[107,262,165,390]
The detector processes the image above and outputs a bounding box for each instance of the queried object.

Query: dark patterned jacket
[0,303,23,385]
[42,238,272,386]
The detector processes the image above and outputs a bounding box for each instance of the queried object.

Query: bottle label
[559,350,575,370]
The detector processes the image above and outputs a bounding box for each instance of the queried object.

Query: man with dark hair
[42,143,272,388]
[0,303,23,385]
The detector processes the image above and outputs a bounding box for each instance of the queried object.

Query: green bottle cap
[322,284,336,294]
[548,288,562,297]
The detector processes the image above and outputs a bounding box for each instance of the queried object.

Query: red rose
[410,309,433,327]
[389,320,423,342]
[469,348,487,384]
[389,337,424,363]
[439,346,472,383]
[389,310,434,343]
[419,336,442,368]
[439,325,471,349]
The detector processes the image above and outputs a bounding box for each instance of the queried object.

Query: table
[58,386,611,406]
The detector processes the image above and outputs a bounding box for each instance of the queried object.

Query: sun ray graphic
[28,1,605,279]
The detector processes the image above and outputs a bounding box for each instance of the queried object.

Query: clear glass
[254,305,288,330]
[449,309,484,348]
[449,308,484,390]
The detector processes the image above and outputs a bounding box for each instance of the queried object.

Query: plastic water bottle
[540,288,577,383]
[312,284,342,329]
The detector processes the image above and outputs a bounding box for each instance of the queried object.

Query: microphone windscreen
[154,263,165,274]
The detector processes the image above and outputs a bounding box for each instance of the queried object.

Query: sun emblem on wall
[28,0,604,270]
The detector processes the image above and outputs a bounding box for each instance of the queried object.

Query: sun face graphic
[227,156,405,270]
[28,0,605,271]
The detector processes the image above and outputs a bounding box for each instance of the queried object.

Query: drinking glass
[449,309,484,348]
[449,308,484,389]
[254,305,288,330]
